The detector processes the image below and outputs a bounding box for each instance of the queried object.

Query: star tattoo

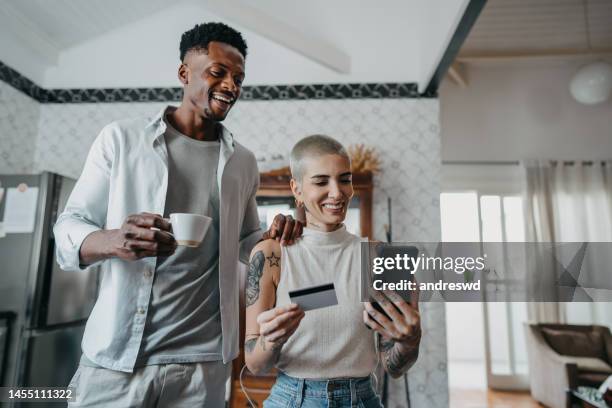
[266,252,280,267]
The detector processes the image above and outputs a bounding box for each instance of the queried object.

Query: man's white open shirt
[54,106,262,372]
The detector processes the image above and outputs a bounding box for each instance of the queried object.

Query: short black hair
[180,22,248,61]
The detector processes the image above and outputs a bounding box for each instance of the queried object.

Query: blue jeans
[264,372,383,408]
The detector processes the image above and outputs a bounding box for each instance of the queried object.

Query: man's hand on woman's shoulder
[262,214,303,246]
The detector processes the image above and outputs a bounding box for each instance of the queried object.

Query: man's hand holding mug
[112,212,177,260]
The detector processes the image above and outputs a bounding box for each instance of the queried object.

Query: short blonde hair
[289,135,350,181]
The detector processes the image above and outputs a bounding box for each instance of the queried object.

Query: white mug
[169,213,212,247]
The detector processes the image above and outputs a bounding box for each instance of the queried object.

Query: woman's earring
[295,199,304,208]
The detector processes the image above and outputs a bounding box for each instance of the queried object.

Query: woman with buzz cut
[243,135,422,407]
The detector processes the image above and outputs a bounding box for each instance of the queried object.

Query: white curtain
[523,160,612,323]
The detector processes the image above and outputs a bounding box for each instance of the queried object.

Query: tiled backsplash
[0,81,40,173]
[36,99,441,242]
[1,71,447,407]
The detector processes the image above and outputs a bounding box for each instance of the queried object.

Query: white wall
[566,303,612,328]
[418,0,470,92]
[440,63,612,161]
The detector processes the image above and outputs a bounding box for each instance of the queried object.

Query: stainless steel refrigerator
[0,172,99,407]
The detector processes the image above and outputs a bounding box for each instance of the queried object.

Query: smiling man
[54,22,300,407]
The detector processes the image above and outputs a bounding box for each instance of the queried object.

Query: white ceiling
[7,0,610,90]
[1,0,188,50]
[459,0,612,59]
[0,0,469,90]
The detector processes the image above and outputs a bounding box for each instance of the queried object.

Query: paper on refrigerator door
[0,188,6,237]
[2,187,39,233]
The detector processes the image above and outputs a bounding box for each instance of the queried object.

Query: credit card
[289,282,338,311]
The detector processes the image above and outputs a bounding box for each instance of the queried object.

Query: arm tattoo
[379,336,395,352]
[272,342,283,363]
[383,341,419,377]
[260,335,283,352]
[257,335,283,372]
[245,338,257,353]
[246,251,265,306]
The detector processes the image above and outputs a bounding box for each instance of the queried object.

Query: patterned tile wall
[0,81,40,174]
[34,99,447,407]
[36,100,442,241]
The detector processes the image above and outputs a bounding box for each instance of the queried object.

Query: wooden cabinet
[228,172,373,407]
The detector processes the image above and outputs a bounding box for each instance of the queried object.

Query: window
[441,164,529,390]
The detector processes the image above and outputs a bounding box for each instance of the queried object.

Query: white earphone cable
[239,364,257,408]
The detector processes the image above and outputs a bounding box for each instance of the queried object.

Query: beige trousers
[67,361,230,408]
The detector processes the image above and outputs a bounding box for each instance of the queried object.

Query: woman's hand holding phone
[363,289,421,377]
[363,290,421,347]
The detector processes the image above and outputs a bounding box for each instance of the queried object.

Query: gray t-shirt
[136,116,223,365]
[82,116,223,368]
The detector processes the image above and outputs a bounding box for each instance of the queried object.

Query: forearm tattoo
[246,251,265,306]
[381,336,420,377]
[249,335,283,373]
[245,338,257,353]
[272,343,282,363]
[268,342,283,369]
[260,334,283,354]
[379,337,395,352]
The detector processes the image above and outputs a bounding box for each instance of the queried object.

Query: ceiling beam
[422,0,486,96]
[457,48,612,62]
[201,0,350,73]
[447,62,468,87]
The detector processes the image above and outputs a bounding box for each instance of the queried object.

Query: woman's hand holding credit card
[257,304,305,347]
